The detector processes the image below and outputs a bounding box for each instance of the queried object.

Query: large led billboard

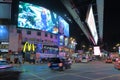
[58,16,69,37]
[86,5,98,45]
[59,35,64,46]
[0,25,9,42]
[93,46,101,56]
[18,1,58,34]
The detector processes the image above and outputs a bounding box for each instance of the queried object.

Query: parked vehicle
[48,58,71,71]
[81,57,89,63]
[0,59,22,80]
[105,58,112,63]
[114,58,120,70]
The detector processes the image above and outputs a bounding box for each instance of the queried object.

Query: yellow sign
[23,42,35,52]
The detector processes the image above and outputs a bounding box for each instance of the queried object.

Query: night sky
[103,0,120,50]
[70,0,120,51]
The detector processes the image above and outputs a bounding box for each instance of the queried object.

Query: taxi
[105,58,112,63]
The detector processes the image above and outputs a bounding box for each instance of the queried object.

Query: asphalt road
[17,61,120,80]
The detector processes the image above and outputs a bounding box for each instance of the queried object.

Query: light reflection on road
[18,61,120,80]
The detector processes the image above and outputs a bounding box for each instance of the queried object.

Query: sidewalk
[12,61,47,67]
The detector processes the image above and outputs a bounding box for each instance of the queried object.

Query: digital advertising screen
[36,43,43,53]
[0,42,9,52]
[0,25,9,42]
[93,46,101,56]
[43,45,59,54]
[18,1,59,34]
[58,16,69,37]
[86,5,98,45]
[59,35,64,46]
[64,37,68,46]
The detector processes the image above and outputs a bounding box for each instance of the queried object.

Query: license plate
[52,64,58,66]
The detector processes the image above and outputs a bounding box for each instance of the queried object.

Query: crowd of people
[0,50,74,65]
[2,52,54,65]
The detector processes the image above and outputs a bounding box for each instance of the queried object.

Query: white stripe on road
[29,73,46,80]
[45,71,94,80]
[68,73,94,80]
[94,74,120,80]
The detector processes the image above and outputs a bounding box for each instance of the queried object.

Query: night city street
[17,61,120,80]
[0,0,120,80]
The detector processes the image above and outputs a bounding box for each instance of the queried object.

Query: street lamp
[69,37,77,50]
[116,43,120,47]
[115,43,120,55]
[88,47,92,51]
[82,45,86,48]
[113,47,116,50]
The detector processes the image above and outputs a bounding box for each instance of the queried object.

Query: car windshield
[49,58,61,63]
[82,57,86,59]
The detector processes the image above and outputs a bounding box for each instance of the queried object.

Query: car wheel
[62,66,65,71]
[50,68,54,71]
[69,65,71,69]
[65,66,67,69]
[59,67,65,71]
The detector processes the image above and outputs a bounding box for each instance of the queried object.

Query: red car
[105,58,112,63]
[114,60,120,70]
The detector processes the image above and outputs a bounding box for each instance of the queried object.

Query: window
[17,29,21,33]
[37,31,41,36]
[45,33,48,37]
[27,31,31,35]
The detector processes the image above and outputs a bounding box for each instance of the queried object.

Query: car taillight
[59,63,63,67]
[48,63,51,66]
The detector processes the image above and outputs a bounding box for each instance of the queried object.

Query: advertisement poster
[93,46,101,56]
[18,1,58,34]
[59,35,64,46]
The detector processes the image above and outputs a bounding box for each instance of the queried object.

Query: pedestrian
[68,57,72,65]
[10,54,14,64]
[35,52,40,64]
[18,55,23,64]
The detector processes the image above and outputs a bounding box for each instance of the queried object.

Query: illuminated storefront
[23,42,35,52]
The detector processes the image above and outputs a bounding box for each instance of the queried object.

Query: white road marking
[94,74,120,80]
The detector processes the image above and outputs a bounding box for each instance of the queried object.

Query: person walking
[35,52,41,64]
[18,55,23,64]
